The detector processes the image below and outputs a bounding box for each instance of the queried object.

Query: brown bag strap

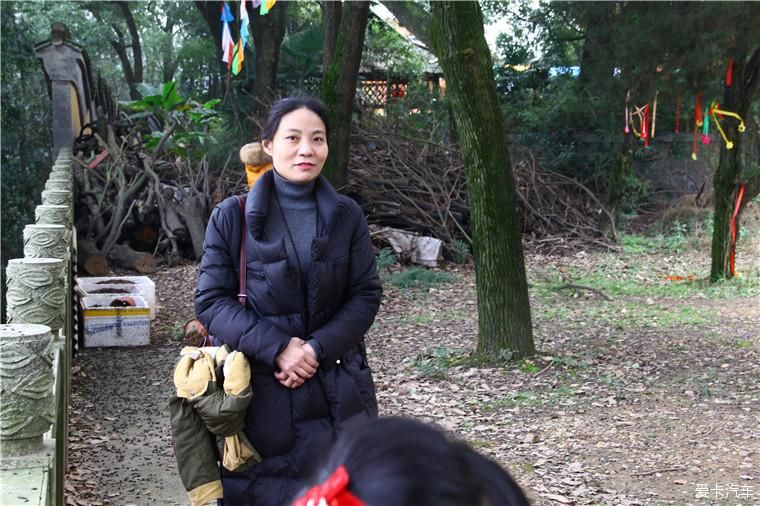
[236,195,247,306]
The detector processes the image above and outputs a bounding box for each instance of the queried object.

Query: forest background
[2,0,758,274]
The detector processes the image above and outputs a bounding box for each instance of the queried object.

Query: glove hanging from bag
[174,347,217,399]
[179,347,262,471]
[170,346,262,506]
[220,350,261,470]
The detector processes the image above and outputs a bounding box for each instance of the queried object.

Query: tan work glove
[223,433,261,471]
[174,347,216,399]
[213,345,231,368]
[222,350,251,396]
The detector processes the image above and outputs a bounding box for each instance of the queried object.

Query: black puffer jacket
[195,170,382,505]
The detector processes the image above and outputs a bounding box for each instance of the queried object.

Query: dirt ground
[67,215,759,505]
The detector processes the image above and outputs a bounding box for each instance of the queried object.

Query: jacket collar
[245,169,344,240]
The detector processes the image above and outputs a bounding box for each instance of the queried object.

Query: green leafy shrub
[376,247,397,273]
[384,267,454,290]
[121,81,222,159]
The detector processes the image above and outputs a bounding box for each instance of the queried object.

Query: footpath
[67,345,186,505]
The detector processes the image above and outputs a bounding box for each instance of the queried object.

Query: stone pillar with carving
[23,225,71,261]
[5,258,66,334]
[0,324,56,456]
[50,166,73,176]
[41,190,72,208]
[44,179,72,192]
[35,205,72,227]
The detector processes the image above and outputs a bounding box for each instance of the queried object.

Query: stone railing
[1,22,101,504]
[1,148,76,505]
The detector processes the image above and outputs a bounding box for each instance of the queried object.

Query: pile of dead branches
[73,120,238,275]
[513,154,618,253]
[347,123,615,256]
[74,116,615,275]
[346,126,469,257]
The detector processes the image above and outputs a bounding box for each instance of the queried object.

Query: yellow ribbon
[629,104,648,139]
[710,102,746,150]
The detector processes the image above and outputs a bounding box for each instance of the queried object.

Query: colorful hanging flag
[251,0,262,8]
[729,183,746,276]
[695,93,703,127]
[701,106,710,145]
[260,0,276,15]
[642,104,650,147]
[221,3,234,66]
[231,39,244,75]
[240,0,250,48]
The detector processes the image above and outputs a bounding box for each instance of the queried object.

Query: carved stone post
[35,205,72,227]
[22,225,72,339]
[41,190,72,207]
[5,258,66,334]
[0,323,56,456]
[23,224,71,261]
[49,171,73,190]
[44,179,72,192]
[50,168,72,178]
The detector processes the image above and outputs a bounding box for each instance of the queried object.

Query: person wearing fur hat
[240,142,273,189]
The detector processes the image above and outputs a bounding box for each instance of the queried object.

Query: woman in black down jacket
[195,96,382,505]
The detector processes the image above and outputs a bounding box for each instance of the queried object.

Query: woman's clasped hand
[274,337,319,388]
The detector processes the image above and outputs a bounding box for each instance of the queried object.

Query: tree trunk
[710,46,760,281]
[116,2,142,84]
[431,1,535,360]
[321,1,370,190]
[322,1,342,71]
[251,1,288,129]
[78,239,109,277]
[109,29,140,101]
[82,2,142,100]
[109,243,157,273]
[161,18,179,84]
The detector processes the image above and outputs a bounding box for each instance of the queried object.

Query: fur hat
[239,142,272,166]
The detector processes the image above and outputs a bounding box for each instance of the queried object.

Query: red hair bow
[292,465,365,506]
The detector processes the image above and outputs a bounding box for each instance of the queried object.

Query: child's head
[239,142,272,166]
[292,417,531,506]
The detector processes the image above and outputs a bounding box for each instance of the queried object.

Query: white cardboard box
[81,294,150,347]
[76,276,156,319]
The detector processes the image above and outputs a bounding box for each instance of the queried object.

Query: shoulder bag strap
[236,195,247,306]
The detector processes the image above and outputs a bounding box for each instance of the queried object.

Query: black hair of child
[298,416,531,506]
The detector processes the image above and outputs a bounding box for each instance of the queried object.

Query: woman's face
[262,107,328,184]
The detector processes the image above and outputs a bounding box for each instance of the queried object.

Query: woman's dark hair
[297,417,531,506]
[260,96,330,142]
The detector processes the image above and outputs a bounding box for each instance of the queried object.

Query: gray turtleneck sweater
[266,170,317,277]
[266,171,323,352]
